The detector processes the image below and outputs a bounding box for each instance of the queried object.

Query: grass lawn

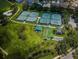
[0,21,57,58]
[0,0,11,11]
[3,22,43,54]
[38,54,53,59]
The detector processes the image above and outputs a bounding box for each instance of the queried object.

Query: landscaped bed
[38,54,53,59]
[0,0,11,11]
[2,22,57,59]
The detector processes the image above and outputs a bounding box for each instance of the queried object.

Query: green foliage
[0,27,11,47]
[37,55,53,59]
[0,50,3,59]
[23,2,29,10]
[18,25,26,40]
[0,0,11,9]
[55,40,67,55]
[62,10,70,24]
[6,49,25,59]
[30,3,43,11]
[64,25,78,49]
[72,49,78,59]
[10,4,18,14]
[50,6,63,13]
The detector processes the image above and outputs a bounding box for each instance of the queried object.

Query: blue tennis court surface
[17,11,38,22]
[39,13,51,24]
[17,11,30,21]
[39,13,62,25]
[20,11,30,16]
[17,11,62,25]
[51,14,62,25]
[26,12,39,22]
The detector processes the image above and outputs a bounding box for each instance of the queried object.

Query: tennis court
[42,27,53,39]
[39,13,62,25]
[39,13,51,24]
[17,11,30,21]
[17,11,62,25]
[51,14,62,25]
[17,11,39,22]
[26,12,39,22]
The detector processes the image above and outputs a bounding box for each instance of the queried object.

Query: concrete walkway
[68,16,76,28]
[61,49,75,59]
[0,47,8,56]
[53,49,75,59]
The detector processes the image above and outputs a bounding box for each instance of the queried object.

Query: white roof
[68,16,76,28]
[53,36,63,41]
[3,10,13,16]
[43,3,51,7]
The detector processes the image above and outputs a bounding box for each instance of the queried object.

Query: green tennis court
[42,27,53,39]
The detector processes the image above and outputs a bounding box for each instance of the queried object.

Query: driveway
[61,50,75,59]
[61,53,73,59]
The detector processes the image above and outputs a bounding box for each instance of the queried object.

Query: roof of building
[3,10,13,16]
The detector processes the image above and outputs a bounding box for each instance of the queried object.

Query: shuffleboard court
[51,14,62,25]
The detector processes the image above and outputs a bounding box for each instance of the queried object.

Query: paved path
[61,50,75,59]
[11,19,64,29]
[0,47,8,56]
[53,55,62,59]
[68,16,76,28]
[7,0,13,5]
[53,49,75,59]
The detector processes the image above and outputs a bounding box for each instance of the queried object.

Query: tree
[23,1,29,10]
[64,27,78,49]
[6,49,25,59]
[62,10,70,24]
[72,48,78,59]
[30,3,43,11]
[18,25,26,40]
[8,0,16,2]
[55,40,67,55]
[10,4,18,14]
[0,18,9,26]
[0,50,3,59]
[39,0,43,2]
[0,28,11,47]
